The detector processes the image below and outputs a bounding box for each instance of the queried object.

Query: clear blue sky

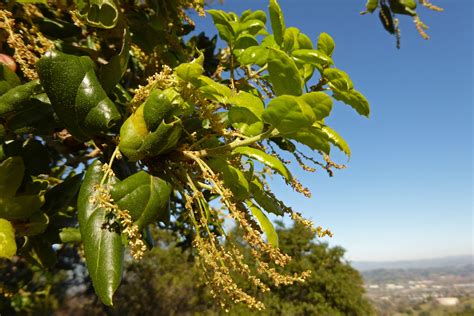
[191,0,473,261]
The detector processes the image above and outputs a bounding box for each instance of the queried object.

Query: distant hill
[351,255,473,271]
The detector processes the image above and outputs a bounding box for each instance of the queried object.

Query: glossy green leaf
[175,60,204,83]
[238,19,265,36]
[234,34,259,57]
[298,92,333,120]
[262,95,315,134]
[0,64,20,96]
[292,49,333,66]
[270,137,296,153]
[0,156,24,197]
[332,89,370,117]
[198,76,232,103]
[324,68,354,91]
[267,48,302,96]
[250,178,285,216]
[43,173,83,213]
[268,0,285,46]
[249,202,278,247]
[0,218,16,259]
[229,91,264,117]
[364,0,379,13]
[238,46,269,66]
[140,118,182,157]
[208,10,236,43]
[208,158,249,201]
[77,160,123,306]
[0,157,43,220]
[233,146,292,181]
[143,89,174,131]
[317,33,335,57]
[379,4,396,34]
[390,0,417,16]
[37,51,121,141]
[119,100,183,161]
[99,28,131,93]
[59,227,82,243]
[322,125,351,157]
[241,10,266,24]
[0,80,42,116]
[76,0,119,29]
[287,124,331,154]
[297,33,313,49]
[228,91,264,136]
[282,27,299,52]
[110,171,172,228]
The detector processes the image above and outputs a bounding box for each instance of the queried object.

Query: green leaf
[77,161,124,306]
[238,46,269,66]
[249,203,278,247]
[99,28,131,93]
[0,157,43,220]
[208,158,249,201]
[297,33,313,49]
[233,146,292,181]
[0,156,24,197]
[0,80,42,116]
[238,19,265,36]
[17,0,47,3]
[250,178,285,216]
[268,0,285,46]
[317,33,335,57]
[207,10,236,43]
[0,218,17,260]
[322,125,351,157]
[119,99,183,161]
[262,95,315,134]
[390,0,417,16]
[324,68,354,91]
[0,218,16,260]
[228,91,264,136]
[110,171,172,228]
[292,49,333,66]
[198,76,232,103]
[43,173,83,213]
[36,51,121,141]
[287,124,331,154]
[282,27,299,52]
[76,0,119,29]
[267,48,303,96]
[298,92,333,120]
[118,104,148,161]
[143,89,174,131]
[234,34,259,57]
[140,118,182,157]
[364,0,379,13]
[241,10,267,24]
[175,60,204,83]
[0,64,20,96]
[4,96,55,135]
[59,227,82,243]
[332,89,370,117]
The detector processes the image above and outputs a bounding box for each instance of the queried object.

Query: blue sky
[191,0,472,261]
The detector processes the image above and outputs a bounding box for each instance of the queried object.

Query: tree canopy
[0,0,442,312]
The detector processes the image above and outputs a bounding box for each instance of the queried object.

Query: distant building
[436,297,459,306]
[386,284,404,290]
